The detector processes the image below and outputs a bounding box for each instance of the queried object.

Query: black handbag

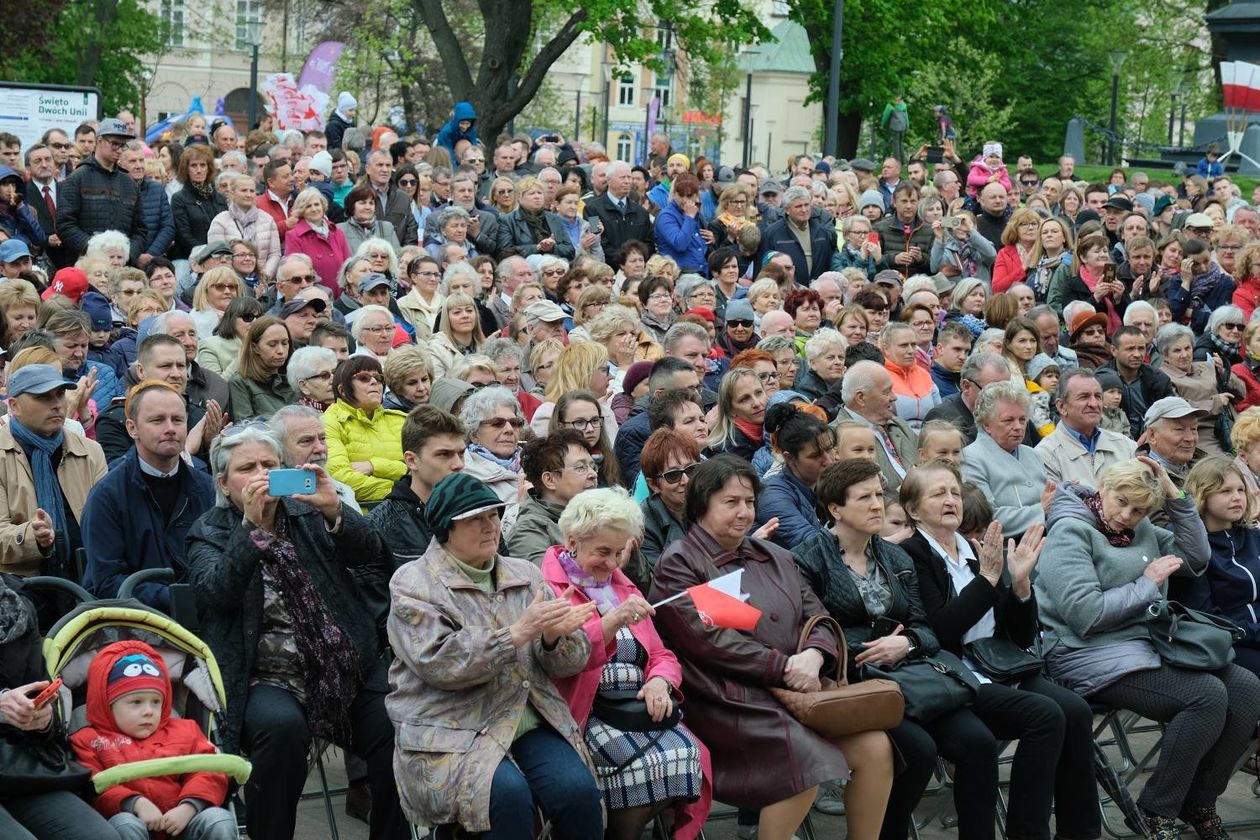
[964,637,1045,683]
[1145,600,1244,671]
[869,650,980,723]
[591,689,682,733]
[0,721,92,797]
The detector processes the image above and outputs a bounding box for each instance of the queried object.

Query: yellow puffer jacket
[322,399,409,502]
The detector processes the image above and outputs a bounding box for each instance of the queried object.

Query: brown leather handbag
[770,615,905,739]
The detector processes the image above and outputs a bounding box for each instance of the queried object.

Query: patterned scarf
[956,236,980,278]
[557,548,621,615]
[1082,490,1135,548]
[259,515,360,742]
[468,442,521,472]
[189,179,216,202]
[1190,262,1227,308]
[1206,329,1240,362]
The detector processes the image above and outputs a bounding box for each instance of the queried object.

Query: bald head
[760,310,795,338]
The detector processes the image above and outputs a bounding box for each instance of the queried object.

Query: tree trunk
[77,0,120,86]
[838,110,862,159]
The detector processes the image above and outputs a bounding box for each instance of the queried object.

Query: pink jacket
[284,219,351,298]
[541,546,712,840]
[966,159,1012,197]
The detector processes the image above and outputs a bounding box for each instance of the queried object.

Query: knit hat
[429,377,474,414]
[622,360,653,395]
[106,650,166,705]
[43,267,89,302]
[1092,367,1123,393]
[337,92,358,113]
[1026,353,1060,382]
[724,298,755,324]
[81,290,113,331]
[667,153,691,171]
[859,189,885,213]
[424,473,506,543]
[1151,195,1174,217]
[982,142,1003,160]
[309,150,333,179]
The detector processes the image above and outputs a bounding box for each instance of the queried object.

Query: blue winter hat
[81,290,114,331]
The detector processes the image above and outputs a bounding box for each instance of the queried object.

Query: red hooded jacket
[69,640,228,818]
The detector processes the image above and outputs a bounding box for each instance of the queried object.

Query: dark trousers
[1092,662,1260,819]
[241,677,407,840]
[1232,643,1260,682]
[0,790,122,840]
[475,726,603,840]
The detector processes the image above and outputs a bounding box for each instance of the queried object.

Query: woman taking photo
[1051,231,1128,334]
[1156,323,1238,456]
[497,176,575,259]
[460,385,527,532]
[197,295,265,375]
[1038,459,1258,840]
[227,315,294,420]
[755,402,837,549]
[991,208,1043,293]
[429,292,485,379]
[554,185,604,262]
[284,187,351,296]
[169,143,226,274]
[705,368,767,460]
[323,355,408,503]
[543,487,711,840]
[549,390,623,489]
[651,456,894,840]
[386,472,601,840]
[793,458,1011,840]
[188,427,406,840]
[208,173,281,278]
[898,461,1101,840]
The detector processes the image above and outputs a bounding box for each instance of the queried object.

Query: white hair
[804,327,847,362]
[841,360,887,404]
[85,230,129,259]
[558,487,644,542]
[1123,300,1157,326]
[1062,300,1096,329]
[351,304,394,340]
[973,381,1030,424]
[354,237,399,278]
[285,345,337,394]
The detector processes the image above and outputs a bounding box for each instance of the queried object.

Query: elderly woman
[527,337,564,397]
[425,205,478,260]
[531,342,616,437]
[44,307,122,408]
[652,456,894,840]
[187,427,406,840]
[785,288,823,353]
[461,385,526,533]
[794,327,847,401]
[991,207,1043,293]
[898,462,1101,840]
[880,322,940,429]
[356,237,401,287]
[284,187,351,296]
[555,184,604,262]
[831,215,881,279]
[705,367,767,460]
[481,337,539,420]
[382,344,432,412]
[1156,322,1238,456]
[487,175,518,213]
[960,382,1048,538]
[332,255,375,318]
[1167,237,1235,335]
[286,345,338,411]
[190,265,246,338]
[945,276,989,336]
[636,275,676,345]
[350,304,398,365]
[746,278,783,324]
[1038,459,1258,839]
[0,278,39,349]
[566,285,611,344]
[227,315,295,420]
[197,295,264,375]
[397,255,444,340]
[208,173,281,277]
[497,176,575,259]
[758,335,800,391]
[323,355,407,503]
[639,428,701,571]
[675,273,718,316]
[1195,303,1246,372]
[386,472,601,839]
[429,292,485,379]
[338,185,401,256]
[543,487,711,840]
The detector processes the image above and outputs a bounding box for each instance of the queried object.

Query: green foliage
[903,38,1014,150]
[0,0,165,115]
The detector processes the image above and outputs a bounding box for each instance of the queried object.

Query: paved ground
[294,733,1260,839]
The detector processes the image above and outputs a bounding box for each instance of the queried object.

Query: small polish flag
[654,569,763,630]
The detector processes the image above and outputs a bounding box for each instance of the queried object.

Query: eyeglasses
[398,178,417,186]
[1221,322,1245,330]
[286,274,317,284]
[648,292,672,301]
[494,187,515,195]
[301,369,333,382]
[563,417,602,430]
[102,138,127,150]
[470,380,502,390]
[414,270,441,279]
[361,325,393,334]
[757,370,781,384]
[480,416,524,429]
[727,319,754,328]
[543,268,567,277]
[653,463,699,485]
[209,283,238,292]
[556,461,597,475]
[49,142,71,150]
[465,158,485,165]
[233,251,256,259]
[352,372,385,385]
[239,313,258,323]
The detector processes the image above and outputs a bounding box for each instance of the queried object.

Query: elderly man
[583,160,654,269]
[834,360,918,489]
[57,117,147,263]
[365,148,418,245]
[0,364,108,578]
[269,405,360,512]
[523,300,568,346]
[755,185,837,284]
[507,431,597,565]
[875,183,932,276]
[424,170,498,255]
[961,382,1050,537]
[1056,155,1075,181]
[760,310,796,339]
[268,254,319,314]
[1102,325,1175,439]
[933,170,961,204]
[82,381,214,611]
[1028,305,1078,371]
[1034,368,1136,486]
[282,297,325,347]
[1140,396,1205,486]
[146,311,231,410]
[24,142,71,268]
[1040,177,1063,210]
[488,255,535,328]
[923,351,1033,445]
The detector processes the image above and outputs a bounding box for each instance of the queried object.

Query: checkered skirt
[585,627,704,810]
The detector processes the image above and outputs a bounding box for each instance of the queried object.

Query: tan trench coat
[385,538,592,832]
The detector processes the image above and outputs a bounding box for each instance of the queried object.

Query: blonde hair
[8,346,61,372]
[382,344,432,393]
[192,266,246,312]
[1098,460,1165,515]
[290,186,327,218]
[586,304,639,345]
[1184,454,1257,526]
[544,341,608,402]
[558,486,644,542]
[1231,406,1260,454]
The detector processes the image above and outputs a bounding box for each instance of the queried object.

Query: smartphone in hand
[268,469,316,496]
[871,616,900,638]
[30,678,63,709]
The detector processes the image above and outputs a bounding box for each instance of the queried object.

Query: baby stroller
[33,575,251,821]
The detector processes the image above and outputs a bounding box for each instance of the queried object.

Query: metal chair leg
[313,748,341,840]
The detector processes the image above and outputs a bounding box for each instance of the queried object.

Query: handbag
[770,615,905,739]
[1145,600,1244,671]
[591,689,681,733]
[869,650,981,723]
[964,637,1044,683]
[0,720,92,797]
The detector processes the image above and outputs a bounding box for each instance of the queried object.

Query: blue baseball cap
[0,240,32,264]
[7,364,73,398]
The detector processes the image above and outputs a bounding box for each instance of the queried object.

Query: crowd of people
[0,96,1259,840]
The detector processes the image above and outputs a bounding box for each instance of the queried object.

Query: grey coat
[960,431,1048,537]
[505,495,564,566]
[1036,483,1209,695]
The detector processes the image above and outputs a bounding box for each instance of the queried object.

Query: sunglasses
[727,319,754,328]
[352,372,385,385]
[470,380,503,390]
[287,274,317,284]
[398,178,417,186]
[1020,180,1039,186]
[302,369,333,382]
[480,416,524,429]
[1221,322,1244,330]
[654,463,699,485]
[239,313,258,323]
[49,142,72,150]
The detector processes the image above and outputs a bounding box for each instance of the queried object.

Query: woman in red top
[284,187,351,297]
[1230,241,1260,321]
[991,208,1042,293]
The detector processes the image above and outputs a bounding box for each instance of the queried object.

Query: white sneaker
[813,779,846,815]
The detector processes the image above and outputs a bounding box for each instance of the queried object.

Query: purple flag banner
[297,41,345,93]
[646,97,661,140]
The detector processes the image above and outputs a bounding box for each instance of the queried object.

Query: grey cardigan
[1036,483,1209,694]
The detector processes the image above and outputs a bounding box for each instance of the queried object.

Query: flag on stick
[652,570,763,630]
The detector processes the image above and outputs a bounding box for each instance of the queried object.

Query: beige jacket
[397,288,444,342]
[1033,422,1135,489]
[386,539,591,832]
[0,422,107,575]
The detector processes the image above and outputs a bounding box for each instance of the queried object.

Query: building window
[617,76,636,107]
[160,0,186,47]
[616,133,634,162]
[653,78,673,109]
[235,0,263,51]
[656,25,674,52]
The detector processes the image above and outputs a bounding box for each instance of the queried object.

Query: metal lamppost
[1168,76,1184,146]
[824,0,845,157]
[245,17,264,131]
[1106,49,1128,166]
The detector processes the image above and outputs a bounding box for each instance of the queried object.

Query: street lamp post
[1169,76,1183,146]
[824,0,845,157]
[1107,49,1128,166]
[245,17,264,131]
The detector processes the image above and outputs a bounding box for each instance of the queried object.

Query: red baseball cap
[42,267,90,303]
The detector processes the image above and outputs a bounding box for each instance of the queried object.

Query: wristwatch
[905,638,918,657]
